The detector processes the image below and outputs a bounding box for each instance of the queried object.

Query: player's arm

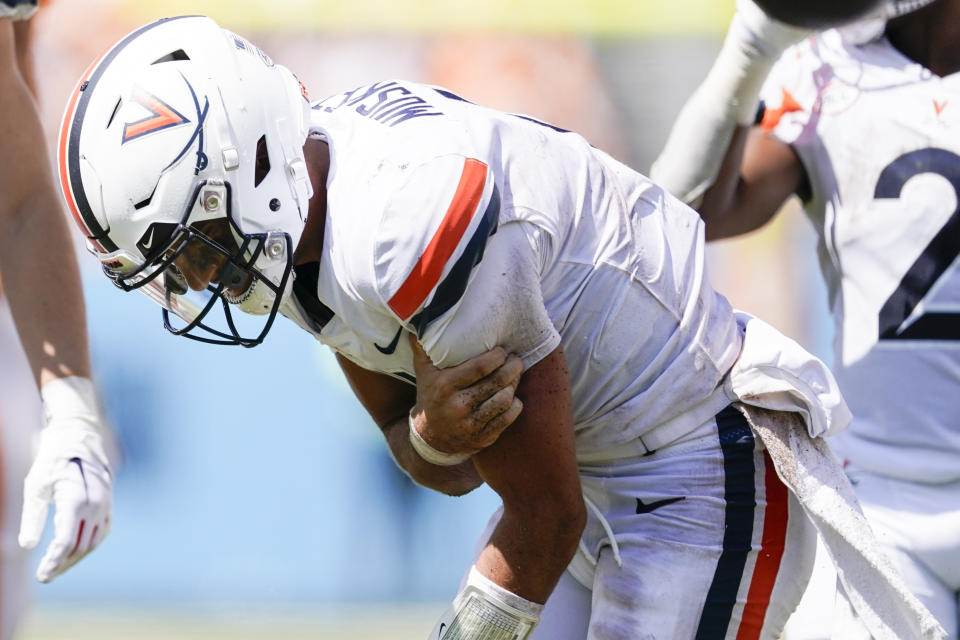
[650,0,808,240]
[0,14,112,583]
[470,345,583,601]
[426,345,584,639]
[697,125,806,240]
[374,153,582,634]
[337,335,523,496]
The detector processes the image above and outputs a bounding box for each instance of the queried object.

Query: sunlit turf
[19,604,442,640]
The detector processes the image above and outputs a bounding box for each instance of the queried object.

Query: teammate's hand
[18,376,112,583]
[734,0,811,58]
[409,334,523,458]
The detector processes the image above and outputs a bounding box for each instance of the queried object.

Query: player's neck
[293,137,330,266]
[886,0,960,77]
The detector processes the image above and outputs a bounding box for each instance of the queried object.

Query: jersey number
[875,148,960,340]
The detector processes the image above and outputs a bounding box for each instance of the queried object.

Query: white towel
[739,404,946,640]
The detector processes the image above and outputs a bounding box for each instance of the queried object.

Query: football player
[59,16,942,640]
[652,0,960,637]
[0,0,113,627]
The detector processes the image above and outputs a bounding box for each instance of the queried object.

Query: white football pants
[470,405,817,640]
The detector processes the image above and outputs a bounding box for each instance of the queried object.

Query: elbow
[407,459,484,497]
[432,474,483,497]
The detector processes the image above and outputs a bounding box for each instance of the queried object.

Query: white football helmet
[59,15,313,346]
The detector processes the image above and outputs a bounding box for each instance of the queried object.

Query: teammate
[0,0,113,630]
[59,16,942,640]
[652,0,960,637]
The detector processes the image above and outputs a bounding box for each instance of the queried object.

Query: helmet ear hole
[254,135,270,187]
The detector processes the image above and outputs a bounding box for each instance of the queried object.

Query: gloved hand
[18,376,112,583]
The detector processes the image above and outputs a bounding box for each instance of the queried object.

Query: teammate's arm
[697,125,806,240]
[650,0,809,240]
[0,12,90,390]
[0,14,113,583]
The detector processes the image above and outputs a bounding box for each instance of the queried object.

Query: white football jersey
[287,80,741,457]
[763,31,960,482]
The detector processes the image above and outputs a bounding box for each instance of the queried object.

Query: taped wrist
[432,566,543,640]
[650,4,807,206]
[408,408,470,466]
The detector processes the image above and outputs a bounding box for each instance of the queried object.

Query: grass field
[18,604,443,640]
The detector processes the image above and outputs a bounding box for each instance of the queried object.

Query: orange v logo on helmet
[121,88,190,144]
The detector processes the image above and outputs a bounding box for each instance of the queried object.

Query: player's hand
[734,0,811,58]
[18,376,113,583]
[409,334,523,458]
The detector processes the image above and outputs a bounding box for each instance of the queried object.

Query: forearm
[382,414,482,496]
[0,31,91,388]
[474,494,584,603]
[697,124,754,239]
[0,191,91,387]
[469,346,585,603]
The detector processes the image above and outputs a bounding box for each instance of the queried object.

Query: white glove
[19,376,113,583]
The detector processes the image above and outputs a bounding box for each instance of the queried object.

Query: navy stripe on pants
[695,405,757,639]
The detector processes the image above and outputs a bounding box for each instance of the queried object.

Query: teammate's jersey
[0,0,37,20]
[762,31,960,482]
[285,80,741,457]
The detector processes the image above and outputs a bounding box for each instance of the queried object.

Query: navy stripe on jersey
[695,405,757,640]
[292,262,334,329]
[410,184,500,337]
[0,0,37,7]
[64,16,197,253]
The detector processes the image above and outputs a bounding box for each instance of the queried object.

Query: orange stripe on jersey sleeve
[388,158,488,320]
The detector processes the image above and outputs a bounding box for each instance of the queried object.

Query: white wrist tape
[431,566,543,640]
[650,0,809,206]
[40,376,100,425]
[408,409,470,466]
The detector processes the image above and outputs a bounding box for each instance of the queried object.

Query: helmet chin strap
[224,277,276,316]
[222,231,294,317]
